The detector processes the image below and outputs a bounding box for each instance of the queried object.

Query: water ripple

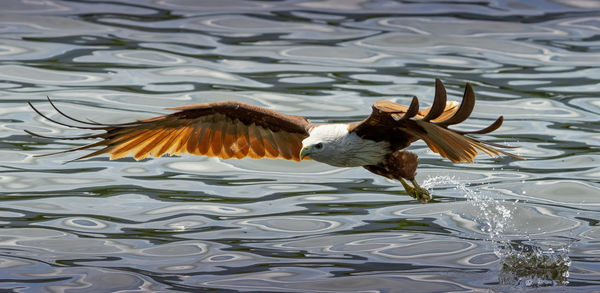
[2,0,600,291]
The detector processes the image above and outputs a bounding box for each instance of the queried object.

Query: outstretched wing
[26,99,312,162]
[350,78,523,163]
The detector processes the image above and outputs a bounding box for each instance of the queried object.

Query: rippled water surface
[1,0,600,292]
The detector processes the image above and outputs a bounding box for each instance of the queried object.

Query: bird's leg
[399,178,432,203]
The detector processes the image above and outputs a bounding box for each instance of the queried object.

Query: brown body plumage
[26,79,523,203]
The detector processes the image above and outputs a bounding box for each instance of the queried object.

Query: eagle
[26,79,523,203]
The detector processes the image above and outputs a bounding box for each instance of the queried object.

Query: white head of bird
[299,124,390,167]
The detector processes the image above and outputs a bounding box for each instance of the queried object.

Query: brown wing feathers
[362,78,523,163]
[421,79,448,122]
[436,82,475,126]
[417,80,522,162]
[26,100,311,162]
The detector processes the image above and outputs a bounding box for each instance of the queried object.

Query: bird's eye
[314,143,323,150]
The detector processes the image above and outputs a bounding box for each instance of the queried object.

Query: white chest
[304,124,390,167]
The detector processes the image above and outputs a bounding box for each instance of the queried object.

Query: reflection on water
[1,0,600,291]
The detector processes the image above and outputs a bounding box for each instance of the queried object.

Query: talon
[400,179,432,203]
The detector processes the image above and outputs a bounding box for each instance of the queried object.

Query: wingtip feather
[421,79,448,121]
[437,82,475,126]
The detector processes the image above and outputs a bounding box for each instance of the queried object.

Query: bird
[26,79,523,203]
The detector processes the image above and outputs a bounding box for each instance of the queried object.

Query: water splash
[422,176,571,287]
[422,176,512,243]
[499,243,570,287]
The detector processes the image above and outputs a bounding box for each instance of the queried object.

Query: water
[422,176,572,288]
[1,0,599,291]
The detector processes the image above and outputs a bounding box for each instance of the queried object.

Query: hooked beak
[299,146,310,160]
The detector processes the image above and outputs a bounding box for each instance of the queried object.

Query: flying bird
[26,79,523,203]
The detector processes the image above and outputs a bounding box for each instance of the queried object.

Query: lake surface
[1,0,599,292]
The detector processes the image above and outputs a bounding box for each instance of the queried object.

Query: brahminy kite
[26,79,523,203]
